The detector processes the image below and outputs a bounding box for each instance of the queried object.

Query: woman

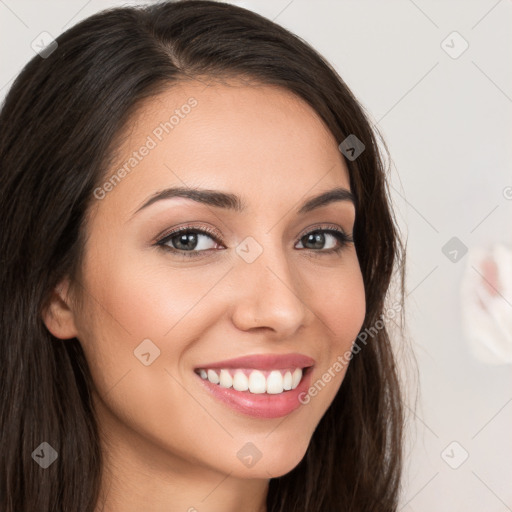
[0,1,406,510]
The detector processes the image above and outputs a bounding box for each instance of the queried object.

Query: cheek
[101,261,232,342]
[306,256,366,343]
[81,237,220,339]
[300,255,366,402]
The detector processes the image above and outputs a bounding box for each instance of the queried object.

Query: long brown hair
[0,1,406,510]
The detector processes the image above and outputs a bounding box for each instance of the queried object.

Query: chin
[233,439,310,479]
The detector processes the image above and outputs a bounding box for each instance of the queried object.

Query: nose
[230,239,309,337]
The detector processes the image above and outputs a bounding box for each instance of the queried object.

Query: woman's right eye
[156,227,223,258]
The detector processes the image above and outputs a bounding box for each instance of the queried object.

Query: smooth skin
[43,78,366,512]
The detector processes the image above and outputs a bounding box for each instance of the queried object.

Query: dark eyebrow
[130,186,356,219]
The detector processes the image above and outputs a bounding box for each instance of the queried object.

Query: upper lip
[195,353,315,370]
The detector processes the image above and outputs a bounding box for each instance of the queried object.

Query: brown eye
[157,226,223,258]
[296,227,353,255]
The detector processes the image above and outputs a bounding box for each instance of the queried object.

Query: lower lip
[195,367,313,419]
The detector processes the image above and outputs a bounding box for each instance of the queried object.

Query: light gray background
[1,1,511,510]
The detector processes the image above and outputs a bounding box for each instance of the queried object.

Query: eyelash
[155,224,354,259]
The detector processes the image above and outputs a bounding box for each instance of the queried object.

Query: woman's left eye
[155,225,353,259]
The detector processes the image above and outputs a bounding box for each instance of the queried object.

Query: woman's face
[54,79,365,481]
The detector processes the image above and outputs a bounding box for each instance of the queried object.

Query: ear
[41,277,79,340]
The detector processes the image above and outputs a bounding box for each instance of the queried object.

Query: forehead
[94,78,351,219]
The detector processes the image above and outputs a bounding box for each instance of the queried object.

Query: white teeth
[219,369,233,388]
[198,367,305,394]
[266,370,284,394]
[207,369,219,384]
[248,370,267,394]
[291,368,302,389]
[283,371,292,390]
[232,370,249,391]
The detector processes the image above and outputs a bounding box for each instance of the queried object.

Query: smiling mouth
[194,366,312,395]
